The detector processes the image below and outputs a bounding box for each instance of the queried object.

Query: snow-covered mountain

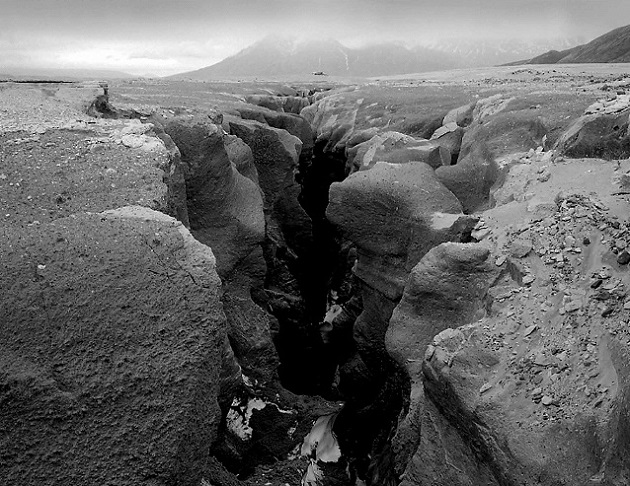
[169,35,588,80]
[169,36,462,79]
[420,37,585,67]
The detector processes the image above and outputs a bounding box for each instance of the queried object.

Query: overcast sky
[2,0,629,76]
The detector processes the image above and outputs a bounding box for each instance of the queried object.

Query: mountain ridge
[169,36,462,79]
[523,24,630,64]
[169,35,587,80]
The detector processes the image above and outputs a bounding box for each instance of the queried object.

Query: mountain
[525,24,630,64]
[421,37,584,67]
[168,36,462,79]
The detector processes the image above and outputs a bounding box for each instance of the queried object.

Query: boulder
[224,133,259,184]
[555,108,630,160]
[301,91,362,151]
[0,207,240,486]
[237,107,314,165]
[327,162,478,482]
[161,116,265,278]
[418,316,630,485]
[152,122,190,226]
[244,94,310,114]
[387,243,496,372]
[385,243,498,480]
[244,94,285,112]
[430,122,465,162]
[435,95,556,213]
[472,95,515,123]
[328,161,476,300]
[436,142,500,213]
[229,119,313,285]
[443,102,476,127]
[229,119,302,211]
[347,131,450,173]
[160,116,278,382]
[389,186,630,485]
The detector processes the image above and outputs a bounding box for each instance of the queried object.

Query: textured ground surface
[2,65,630,485]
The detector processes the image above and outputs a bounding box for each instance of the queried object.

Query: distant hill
[524,24,630,64]
[422,37,583,67]
[0,67,135,81]
[168,36,462,79]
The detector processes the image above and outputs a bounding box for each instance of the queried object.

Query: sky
[1,0,629,76]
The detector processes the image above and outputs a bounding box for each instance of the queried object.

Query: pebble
[510,240,533,258]
[602,281,619,291]
[524,325,537,336]
[590,279,603,289]
[565,300,582,313]
[473,228,491,240]
[617,250,630,265]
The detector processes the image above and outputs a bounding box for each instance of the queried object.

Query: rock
[510,239,533,258]
[346,131,450,173]
[387,243,497,370]
[160,115,278,381]
[327,162,476,483]
[565,300,583,313]
[161,116,265,277]
[301,91,362,147]
[591,278,604,289]
[152,123,190,226]
[555,108,630,160]
[472,95,515,123]
[385,244,499,482]
[522,275,535,285]
[0,207,240,486]
[230,118,326,388]
[229,119,302,210]
[435,142,500,213]
[430,122,465,161]
[461,96,547,162]
[229,116,313,272]
[617,250,630,265]
[244,94,310,114]
[442,102,475,127]
[224,133,259,183]
[237,107,314,165]
[472,227,491,240]
[327,161,476,300]
[523,325,537,336]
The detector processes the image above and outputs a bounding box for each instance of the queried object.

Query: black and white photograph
[2,1,630,485]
